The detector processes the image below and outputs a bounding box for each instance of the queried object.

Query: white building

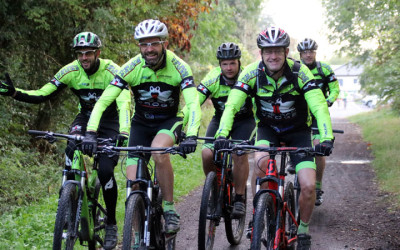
[333,63,364,100]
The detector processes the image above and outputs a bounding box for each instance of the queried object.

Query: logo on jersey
[138,85,174,108]
[234,81,250,91]
[110,77,124,88]
[197,84,209,95]
[181,78,194,89]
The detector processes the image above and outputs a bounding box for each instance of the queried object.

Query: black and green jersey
[308,61,340,104]
[197,66,253,121]
[87,50,201,137]
[215,58,333,142]
[13,59,131,134]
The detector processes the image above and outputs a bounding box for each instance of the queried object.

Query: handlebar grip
[28,130,48,135]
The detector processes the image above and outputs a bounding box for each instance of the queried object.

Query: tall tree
[323,0,400,110]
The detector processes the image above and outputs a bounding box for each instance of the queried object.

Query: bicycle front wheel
[122,193,146,250]
[224,186,246,245]
[250,192,276,250]
[284,181,296,249]
[88,178,107,250]
[198,171,218,250]
[53,182,79,250]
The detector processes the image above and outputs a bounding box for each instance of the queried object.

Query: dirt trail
[175,116,400,249]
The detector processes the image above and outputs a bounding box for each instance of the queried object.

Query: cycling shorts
[255,125,316,172]
[126,117,183,165]
[203,116,256,149]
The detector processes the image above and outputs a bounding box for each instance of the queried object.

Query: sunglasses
[75,50,97,57]
[138,41,165,48]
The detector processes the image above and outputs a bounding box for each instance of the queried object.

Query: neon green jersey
[308,61,340,104]
[87,50,201,137]
[13,59,131,134]
[215,58,333,142]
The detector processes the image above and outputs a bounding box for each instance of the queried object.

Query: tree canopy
[323,0,400,110]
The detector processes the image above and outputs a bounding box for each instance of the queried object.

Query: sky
[261,0,339,60]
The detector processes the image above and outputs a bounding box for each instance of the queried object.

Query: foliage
[323,0,400,111]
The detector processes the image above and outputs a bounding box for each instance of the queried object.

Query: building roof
[333,63,364,76]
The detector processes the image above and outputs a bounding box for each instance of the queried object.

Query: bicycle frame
[252,149,298,249]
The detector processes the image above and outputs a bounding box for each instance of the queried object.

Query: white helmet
[134,19,168,40]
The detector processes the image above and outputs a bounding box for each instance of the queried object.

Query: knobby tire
[251,193,276,250]
[88,178,107,250]
[284,181,296,250]
[224,186,246,245]
[53,182,79,250]
[198,171,218,250]
[122,193,146,250]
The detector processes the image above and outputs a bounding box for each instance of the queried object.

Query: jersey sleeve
[324,66,340,104]
[116,88,131,135]
[182,81,202,137]
[13,79,66,104]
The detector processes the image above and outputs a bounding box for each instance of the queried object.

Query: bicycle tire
[53,182,79,250]
[294,174,301,225]
[152,189,166,249]
[251,192,276,250]
[198,171,218,250]
[284,181,296,249]
[88,178,107,250]
[224,186,246,245]
[122,193,146,250]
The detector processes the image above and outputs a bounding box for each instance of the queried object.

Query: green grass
[350,108,400,206]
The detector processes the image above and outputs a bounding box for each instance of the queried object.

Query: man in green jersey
[82,19,201,234]
[213,27,334,250]
[0,32,131,249]
[186,42,255,218]
[298,38,340,206]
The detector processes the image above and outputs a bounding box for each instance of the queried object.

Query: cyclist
[82,19,201,234]
[184,42,255,218]
[0,32,131,249]
[213,27,334,250]
[297,38,340,206]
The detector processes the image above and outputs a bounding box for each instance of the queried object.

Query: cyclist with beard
[213,27,334,250]
[297,38,340,206]
[83,19,201,234]
[183,42,255,218]
[0,32,131,250]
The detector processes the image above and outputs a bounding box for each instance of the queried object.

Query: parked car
[361,95,379,108]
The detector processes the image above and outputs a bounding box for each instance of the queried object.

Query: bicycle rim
[122,194,146,250]
[251,193,276,250]
[198,171,218,250]
[53,182,79,250]
[151,189,166,249]
[225,186,246,245]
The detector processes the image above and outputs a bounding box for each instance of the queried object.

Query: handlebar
[311,127,344,134]
[223,144,324,156]
[28,130,114,145]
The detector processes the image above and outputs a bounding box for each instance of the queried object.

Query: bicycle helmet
[72,32,102,49]
[297,38,318,52]
[216,42,241,60]
[257,27,290,49]
[134,19,169,40]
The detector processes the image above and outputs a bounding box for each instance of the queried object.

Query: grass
[0,103,214,248]
[350,107,400,206]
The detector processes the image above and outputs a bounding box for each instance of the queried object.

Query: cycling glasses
[75,50,97,57]
[300,50,316,55]
[138,41,165,48]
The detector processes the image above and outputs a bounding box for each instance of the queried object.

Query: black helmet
[257,27,290,49]
[216,42,241,60]
[297,38,318,52]
[72,32,102,49]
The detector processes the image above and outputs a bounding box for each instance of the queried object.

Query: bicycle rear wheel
[53,182,79,250]
[284,181,296,249]
[250,192,276,250]
[122,193,146,250]
[198,171,218,250]
[88,178,107,250]
[224,186,246,245]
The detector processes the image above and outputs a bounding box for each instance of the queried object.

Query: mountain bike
[197,137,248,250]
[100,145,185,250]
[28,130,111,250]
[231,144,321,250]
